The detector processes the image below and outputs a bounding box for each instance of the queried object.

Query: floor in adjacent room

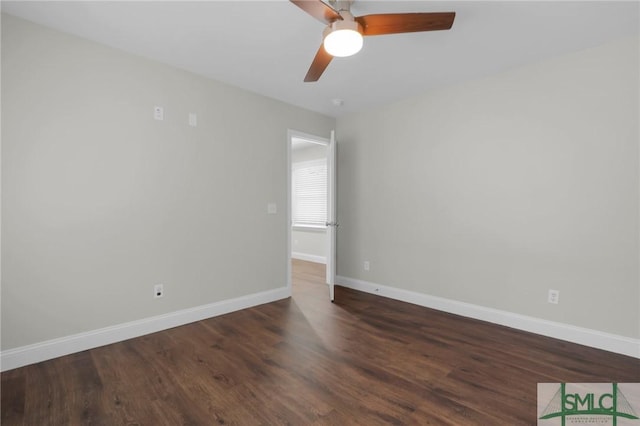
[1,259,638,425]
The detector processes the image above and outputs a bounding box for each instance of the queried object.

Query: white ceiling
[2,1,638,117]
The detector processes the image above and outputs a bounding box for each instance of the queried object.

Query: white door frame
[286,129,331,294]
[326,130,337,301]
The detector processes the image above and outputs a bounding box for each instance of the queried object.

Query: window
[292,158,327,228]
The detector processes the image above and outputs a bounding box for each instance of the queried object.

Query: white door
[326,130,337,301]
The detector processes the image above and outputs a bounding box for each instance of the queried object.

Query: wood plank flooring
[2,259,638,425]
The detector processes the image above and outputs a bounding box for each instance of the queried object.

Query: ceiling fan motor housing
[323,14,363,40]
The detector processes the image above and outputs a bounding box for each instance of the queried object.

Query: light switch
[154,106,164,121]
[189,113,197,127]
[267,203,277,214]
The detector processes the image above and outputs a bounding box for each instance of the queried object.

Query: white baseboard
[292,252,326,264]
[336,275,639,359]
[1,287,291,372]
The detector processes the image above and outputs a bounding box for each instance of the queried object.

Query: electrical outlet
[154,284,164,298]
[363,261,370,271]
[548,289,559,304]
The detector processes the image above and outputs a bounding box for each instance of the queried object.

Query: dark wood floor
[2,259,638,425]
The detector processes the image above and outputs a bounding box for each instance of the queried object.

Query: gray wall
[1,14,335,350]
[336,35,639,339]
[291,143,327,262]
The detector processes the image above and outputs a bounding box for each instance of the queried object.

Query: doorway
[286,130,331,297]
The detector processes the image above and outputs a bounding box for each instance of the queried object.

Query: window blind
[292,159,327,227]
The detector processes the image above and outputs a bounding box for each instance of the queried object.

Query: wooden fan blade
[356,12,455,36]
[290,0,342,25]
[304,44,333,82]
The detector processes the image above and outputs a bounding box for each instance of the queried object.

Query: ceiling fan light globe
[322,17,363,58]
[324,29,363,57]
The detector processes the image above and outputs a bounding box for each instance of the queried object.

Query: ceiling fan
[291,0,456,82]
